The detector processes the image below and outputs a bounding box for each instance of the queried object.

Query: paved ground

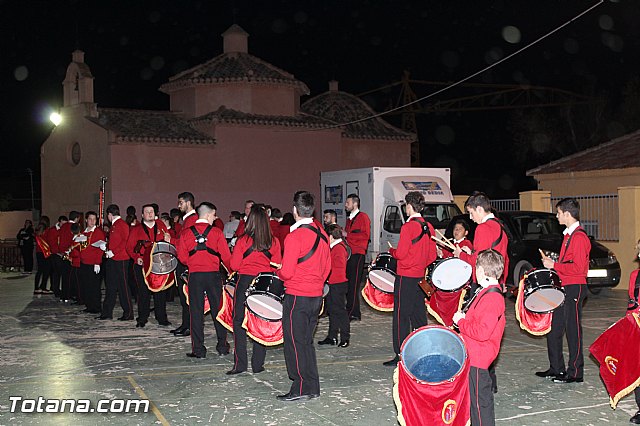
[0,272,637,425]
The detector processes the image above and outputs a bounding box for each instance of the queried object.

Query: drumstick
[435,229,455,245]
[538,248,548,259]
[387,241,393,248]
[431,235,456,251]
[270,261,282,269]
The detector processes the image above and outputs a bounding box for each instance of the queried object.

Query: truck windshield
[399,203,462,229]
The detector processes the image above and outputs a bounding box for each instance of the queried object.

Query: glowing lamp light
[49,112,62,126]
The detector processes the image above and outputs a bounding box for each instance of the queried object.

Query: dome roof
[301,87,414,141]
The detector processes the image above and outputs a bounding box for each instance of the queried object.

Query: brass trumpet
[62,240,89,261]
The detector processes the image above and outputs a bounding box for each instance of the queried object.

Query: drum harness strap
[188,225,221,258]
[243,243,273,260]
[559,228,587,264]
[409,216,431,244]
[487,217,507,250]
[297,224,328,264]
[462,286,502,314]
[332,240,352,261]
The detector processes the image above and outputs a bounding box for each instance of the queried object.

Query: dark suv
[444,211,621,294]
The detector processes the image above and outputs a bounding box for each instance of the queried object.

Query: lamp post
[26,168,34,211]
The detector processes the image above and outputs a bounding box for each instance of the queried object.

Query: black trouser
[60,260,72,301]
[70,266,81,302]
[80,263,102,312]
[127,260,138,302]
[635,387,640,410]
[133,264,168,324]
[232,274,267,372]
[21,244,34,272]
[282,294,322,396]
[392,275,427,355]
[346,253,366,319]
[34,253,51,291]
[547,283,587,379]
[470,366,495,426]
[102,259,133,319]
[188,271,227,357]
[327,282,350,341]
[175,263,190,329]
[50,255,63,297]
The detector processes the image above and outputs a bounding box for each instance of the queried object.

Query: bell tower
[63,50,95,108]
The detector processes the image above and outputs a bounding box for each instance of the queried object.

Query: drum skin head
[429,258,472,292]
[369,270,395,293]
[524,288,565,313]
[246,294,283,321]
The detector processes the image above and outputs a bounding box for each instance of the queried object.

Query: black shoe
[82,308,90,313]
[217,342,230,356]
[535,369,561,378]
[338,340,349,348]
[318,337,337,346]
[276,392,312,402]
[96,316,111,320]
[383,355,400,367]
[552,374,583,384]
[170,326,185,334]
[253,366,265,374]
[186,352,205,359]
[349,316,361,322]
[174,329,190,336]
[630,411,640,424]
[136,321,146,328]
[226,369,246,375]
[308,393,320,399]
[118,316,134,321]
[158,321,172,326]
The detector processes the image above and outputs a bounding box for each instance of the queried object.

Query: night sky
[1,0,638,208]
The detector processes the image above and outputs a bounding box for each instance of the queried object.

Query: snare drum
[245,272,285,322]
[225,271,238,299]
[150,241,178,274]
[368,252,397,294]
[523,268,564,313]
[426,258,472,292]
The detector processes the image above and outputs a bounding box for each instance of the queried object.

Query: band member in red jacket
[177,202,232,359]
[344,194,371,321]
[167,192,198,337]
[439,219,473,258]
[47,215,67,298]
[228,205,282,374]
[59,211,80,302]
[454,192,509,287]
[126,204,172,328]
[453,249,506,426]
[318,224,350,348]
[627,240,640,424]
[79,211,106,314]
[233,200,255,239]
[99,204,132,321]
[384,191,436,366]
[537,198,591,384]
[276,191,331,401]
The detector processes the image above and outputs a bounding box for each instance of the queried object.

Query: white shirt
[111,216,121,225]
[480,276,500,288]
[348,209,360,220]
[563,221,581,236]
[330,238,343,248]
[195,219,209,224]
[84,226,96,233]
[480,213,496,224]
[183,210,196,220]
[407,213,421,220]
[290,217,313,233]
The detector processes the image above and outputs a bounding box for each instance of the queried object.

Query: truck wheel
[588,286,602,295]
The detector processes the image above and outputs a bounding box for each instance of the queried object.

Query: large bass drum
[245,272,286,322]
[368,252,397,294]
[151,242,178,274]
[523,268,564,313]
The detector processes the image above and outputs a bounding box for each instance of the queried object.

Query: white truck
[320,167,461,262]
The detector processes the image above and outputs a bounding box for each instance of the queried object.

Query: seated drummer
[438,219,472,258]
[453,249,506,426]
[227,204,282,374]
[384,191,436,367]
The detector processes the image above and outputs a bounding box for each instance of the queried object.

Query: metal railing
[550,194,619,241]
[490,199,520,212]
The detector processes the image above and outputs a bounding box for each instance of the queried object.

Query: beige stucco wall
[0,211,34,240]
[41,105,111,217]
[533,168,640,196]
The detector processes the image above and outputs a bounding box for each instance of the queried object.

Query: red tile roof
[301,90,415,141]
[527,129,640,175]
[88,108,215,145]
[160,52,309,94]
[190,106,334,128]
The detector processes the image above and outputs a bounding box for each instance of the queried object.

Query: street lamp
[49,112,62,126]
